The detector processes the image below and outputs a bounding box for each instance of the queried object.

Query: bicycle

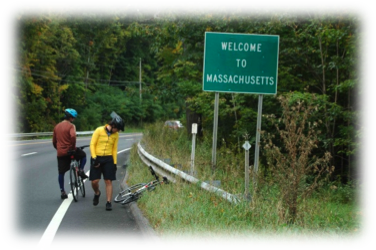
[114,166,169,205]
[68,145,90,202]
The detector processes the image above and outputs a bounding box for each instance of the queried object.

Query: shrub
[262,92,334,224]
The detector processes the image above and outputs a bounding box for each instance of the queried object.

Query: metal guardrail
[137,142,240,204]
[9,131,95,138]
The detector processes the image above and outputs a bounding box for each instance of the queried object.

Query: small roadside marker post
[191,123,198,176]
[243,141,252,201]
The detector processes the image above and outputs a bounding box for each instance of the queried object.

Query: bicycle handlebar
[148,166,170,185]
[149,166,159,181]
[162,176,169,184]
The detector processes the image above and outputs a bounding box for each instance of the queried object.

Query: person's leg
[75,148,88,178]
[57,156,70,199]
[90,160,102,205]
[79,156,87,170]
[104,179,113,210]
[104,179,113,202]
[78,156,88,179]
[91,179,101,206]
[91,179,100,195]
[99,156,115,210]
[58,173,65,192]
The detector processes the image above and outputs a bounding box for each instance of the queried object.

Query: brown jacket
[53,120,76,157]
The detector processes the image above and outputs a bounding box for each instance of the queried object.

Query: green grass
[124,122,361,238]
[122,126,144,134]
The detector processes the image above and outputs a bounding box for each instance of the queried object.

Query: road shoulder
[118,164,160,240]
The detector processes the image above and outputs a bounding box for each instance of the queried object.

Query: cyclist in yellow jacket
[89,114,125,211]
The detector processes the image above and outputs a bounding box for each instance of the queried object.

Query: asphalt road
[11,133,158,246]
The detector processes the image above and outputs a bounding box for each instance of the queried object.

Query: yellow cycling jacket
[90,125,119,164]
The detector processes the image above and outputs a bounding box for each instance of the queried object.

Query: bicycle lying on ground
[114,166,169,205]
[68,145,89,202]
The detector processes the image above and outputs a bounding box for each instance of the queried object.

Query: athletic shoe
[61,192,68,199]
[106,201,112,211]
[93,191,101,206]
[78,170,88,179]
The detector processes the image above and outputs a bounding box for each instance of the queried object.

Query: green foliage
[318,181,357,205]
[15,12,359,183]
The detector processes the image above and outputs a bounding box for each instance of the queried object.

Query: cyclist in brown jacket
[53,108,88,199]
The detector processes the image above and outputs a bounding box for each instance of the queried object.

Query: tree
[5,5,53,132]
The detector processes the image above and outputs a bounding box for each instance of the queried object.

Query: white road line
[117,147,132,154]
[21,152,37,157]
[38,170,90,246]
[38,147,131,245]
[38,194,73,246]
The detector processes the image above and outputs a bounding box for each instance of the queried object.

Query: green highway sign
[203,32,279,94]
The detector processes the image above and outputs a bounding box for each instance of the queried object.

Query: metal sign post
[211,92,219,171]
[191,123,198,176]
[253,94,263,186]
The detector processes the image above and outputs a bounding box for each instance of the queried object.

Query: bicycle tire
[121,192,141,205]
[78,159,85,198]
[78,176,85,197]
[114,183,145,203]
[70,163,79,202]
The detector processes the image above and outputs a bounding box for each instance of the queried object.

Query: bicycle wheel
[78,176,85,197]
[121,192,141,205]
[70,163,79,202]
[114,183,145,203]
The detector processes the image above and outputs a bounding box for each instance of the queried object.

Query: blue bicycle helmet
[64,108,78,119]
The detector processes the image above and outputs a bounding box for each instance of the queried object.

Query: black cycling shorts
[57,155,71,174]
[89,156,116,181]
[57,147,86,174]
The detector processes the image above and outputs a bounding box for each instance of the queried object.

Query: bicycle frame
[114,166,169,205]
[68,145,89,202]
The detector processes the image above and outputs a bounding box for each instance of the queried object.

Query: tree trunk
[185,102,202,137]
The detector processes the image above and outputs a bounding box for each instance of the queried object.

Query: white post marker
[191,123,197,176]
[243,141,251,201]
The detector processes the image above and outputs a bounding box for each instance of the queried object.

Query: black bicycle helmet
[111,115,125,131]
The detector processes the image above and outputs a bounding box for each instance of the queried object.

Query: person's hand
[91,157,100,168]
[114,164,117,172]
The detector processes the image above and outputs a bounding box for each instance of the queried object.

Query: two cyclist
[53,108,88,199]
[53,108,125,210]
